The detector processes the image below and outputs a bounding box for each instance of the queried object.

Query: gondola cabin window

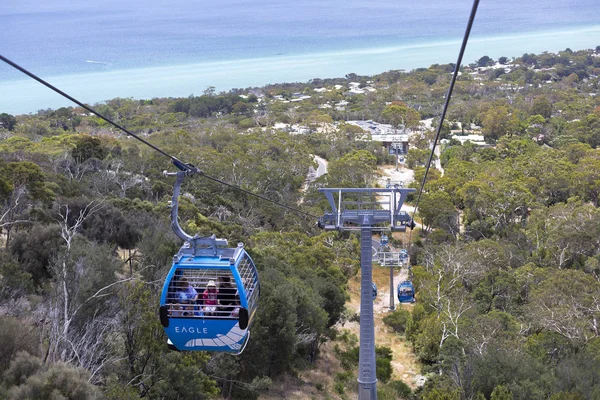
[167,269,238,319]
[166,254,258,320]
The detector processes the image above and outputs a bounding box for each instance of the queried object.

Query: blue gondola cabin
[399,249,409,263]
[397,280,415,303]
[159,242,259,354]
[380,235,389,246]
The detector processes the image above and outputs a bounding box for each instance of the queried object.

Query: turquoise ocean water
[1,0,599,114]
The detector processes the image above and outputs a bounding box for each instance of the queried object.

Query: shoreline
[1,24,599,115]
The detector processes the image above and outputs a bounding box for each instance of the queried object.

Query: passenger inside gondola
[174,276,198,316]
[202,280,219,315]
[180,276,198,301]
[218,276,238,315]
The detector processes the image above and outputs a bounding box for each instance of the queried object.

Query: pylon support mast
[318,187,415,400]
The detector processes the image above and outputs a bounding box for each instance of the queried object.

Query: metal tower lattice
[318,188,415,400]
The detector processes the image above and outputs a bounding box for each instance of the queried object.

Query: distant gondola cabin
[399,249,409,262]
[380,235,389,246]
[397,280,415,303]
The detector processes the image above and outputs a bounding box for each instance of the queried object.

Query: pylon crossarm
[318,187,415,231]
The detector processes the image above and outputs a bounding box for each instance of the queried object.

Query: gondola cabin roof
[172,241,246,266]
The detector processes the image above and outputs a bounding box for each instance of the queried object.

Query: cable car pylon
[318,187,415,400]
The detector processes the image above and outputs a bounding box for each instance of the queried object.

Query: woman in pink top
[202,280,219,315]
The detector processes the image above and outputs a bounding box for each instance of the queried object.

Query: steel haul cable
[0,54,319,219]
[408,0,480,245]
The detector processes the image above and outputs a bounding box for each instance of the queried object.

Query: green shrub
[0,320,39,376]
[491,384,513,400]
[389,380,412,398]
[4,352,102,400]
[335,371,353,383]
[238,118,255,129]
[376,357,393,383]
[376,346,393,360]
[378,380,413,400]
[383,309,411,334]
[334,381,345,395]
[339,346,359,370]
[2,351,42,387]
[349,312,360,323]
[338,345,393,381]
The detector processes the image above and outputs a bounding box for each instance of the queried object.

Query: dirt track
[345,260,422,388]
